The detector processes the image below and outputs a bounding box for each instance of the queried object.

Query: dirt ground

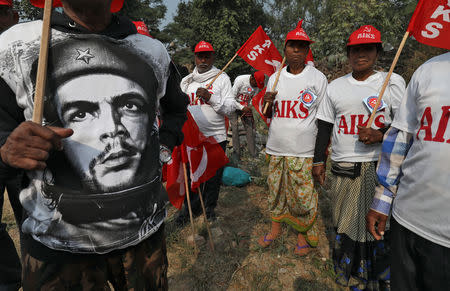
[3,153,344,291]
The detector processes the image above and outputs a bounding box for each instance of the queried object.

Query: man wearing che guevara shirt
[0,0,188,289]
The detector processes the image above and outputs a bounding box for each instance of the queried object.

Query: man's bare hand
[0,121,73,170]
[196,88,211,102]
[366,209,388,240]
[312,164,326,185]
[358,126,383,145]
[263,91,277,104]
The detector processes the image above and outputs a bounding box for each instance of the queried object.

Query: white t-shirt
[317,72,405,162]
[232,74,258,107]
[391,52,450,248]
[266,65,328,157]
[181,69,240,142]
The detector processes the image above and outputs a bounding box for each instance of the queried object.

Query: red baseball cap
[0,0,13,6]
[194,41,215,53]
[285,19,314,44]
[133,21,152,38]
[253,71,265,89]
[30,0,124,13]
[347,25,382,46]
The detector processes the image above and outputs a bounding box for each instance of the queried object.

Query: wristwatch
[159,144,172,164]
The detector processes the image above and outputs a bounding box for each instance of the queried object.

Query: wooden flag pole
[262,56,286,115]
[206,52,239,89]
[194,52,239,103]
[197,187,215,252]
[182,163,198,252]
[32,0,53,124]
[366,31,410,128]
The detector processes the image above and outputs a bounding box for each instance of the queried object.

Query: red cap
[285,19,314,44]
[30,0,124,13]
[194,41,215,53]
[347,25,382,46]
[0,0,13,6]
[133,21,152,38]
[253,71,265,89]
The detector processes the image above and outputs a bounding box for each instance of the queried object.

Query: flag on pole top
[407,0,450,50]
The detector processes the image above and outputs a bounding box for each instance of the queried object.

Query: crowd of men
[0,0,448,290]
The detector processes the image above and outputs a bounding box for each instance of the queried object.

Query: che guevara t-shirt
[0,21,170,254]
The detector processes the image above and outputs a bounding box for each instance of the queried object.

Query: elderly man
[0,0,188,289]
[0,1,20,291]
[178,41,250,223]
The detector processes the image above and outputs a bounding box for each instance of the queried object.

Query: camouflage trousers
[22,225,168,291]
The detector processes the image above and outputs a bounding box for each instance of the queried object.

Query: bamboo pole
[197,187,215,252]
[366,31,410,128]
[262,56,286,115]
[182,163,198,252]
[194,52,239,103]
[32,0,53,124]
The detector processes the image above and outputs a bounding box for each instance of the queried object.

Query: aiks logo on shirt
[273,99,309,119]
[337,113,386,135]
[417,106,450,144]
[299,89,317,108]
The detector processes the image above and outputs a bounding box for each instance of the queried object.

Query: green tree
[164,0,269,79]
[14,0,42,21]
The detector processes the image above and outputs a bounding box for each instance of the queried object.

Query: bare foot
[294,234,311,256]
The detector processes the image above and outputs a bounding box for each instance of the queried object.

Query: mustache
[89,139,139,169]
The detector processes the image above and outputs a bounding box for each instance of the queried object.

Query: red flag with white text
[237,26,283,76]
[407,0,450,50]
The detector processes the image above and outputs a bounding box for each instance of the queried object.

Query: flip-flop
[258,234,274,247]
[295,243,311,256]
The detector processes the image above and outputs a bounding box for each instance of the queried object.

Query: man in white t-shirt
[178,41,251,223]
[230,71,265,160]
[367,52,450,290]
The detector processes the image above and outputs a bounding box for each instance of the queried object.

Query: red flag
[237,26,283,76]
[183,111,229,191]
[164,111,229,208]
[133,21,153,38]
[163,145,186,209]
[252,88,271,126]
[407,0,450,50]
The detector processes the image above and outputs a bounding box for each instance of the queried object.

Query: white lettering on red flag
[237,26,283,76]
[408,0,450,49]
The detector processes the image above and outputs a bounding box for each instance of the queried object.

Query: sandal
[294,243,311,256]
[257,234,275,248]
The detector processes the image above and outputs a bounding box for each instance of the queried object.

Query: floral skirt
[267,155,319,247]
